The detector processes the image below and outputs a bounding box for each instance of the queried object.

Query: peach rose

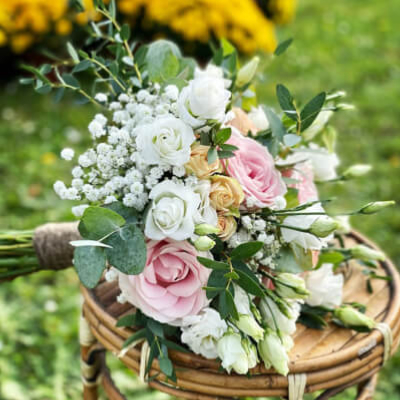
[185,143,223,179]
[217,213,237,241]
[229,107,258,136]
[224,128,287,208]
[210,175,245,214]
[118,239,210,326]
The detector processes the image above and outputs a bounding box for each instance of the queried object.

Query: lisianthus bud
[309,217,339,238]
[275,273,309,300]
[334,306,376,330]
[236,56,260,87]
[360,201,395,215]
[217,330,249,374]
[258,329,289,376]
[350,245,385,262]
[242,337,258,369]
[343,164,372,179]
[194,223,220,236]
[235,314,265,342]
[334,216,351,234]
[194,236,216,251]
[336,103,355,111]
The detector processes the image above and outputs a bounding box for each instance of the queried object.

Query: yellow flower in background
[0,0,296,55]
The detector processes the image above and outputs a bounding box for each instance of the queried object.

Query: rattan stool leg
[80,314,104,400]
[356,374,378,400]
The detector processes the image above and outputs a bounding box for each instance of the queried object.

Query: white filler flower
[305,263,344,308]
[178,76,231,127]
[181,308,227,359]
[135,116,195,167]
[145,181,201,240]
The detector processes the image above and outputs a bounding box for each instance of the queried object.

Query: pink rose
[282,162,318,204]
[118,239,210,326]
[224,128,286,207]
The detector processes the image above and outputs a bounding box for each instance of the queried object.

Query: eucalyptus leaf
[80,206,125,240]
[74,246,107,288]
[159,357,174,377]
[105,223,146,274]
[116,313,137,327]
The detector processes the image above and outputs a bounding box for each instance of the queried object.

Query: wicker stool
[80,232,400,400]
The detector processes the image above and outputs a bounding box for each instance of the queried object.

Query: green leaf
[53,87,65,103]
[219,144,238,152]
[224,271,240,280]
[145,40,181,82]
[147,319,164,338]
[274,38,293,56]
[317,251,345,266]
[80,206,126,240]
[217,150,235,159]
[264,107,286,142]
[220,38,236,56]
[159,357,174,377]
[283,134,301,147]
[291,243,314,271]
[72,60,92,73]
[298,311,328,330]
[276,84,297,121]
[104,202,139,223]
[67,42,80,63]
[116,313,137,327]
[231,241,263,260]
[232,260,265,297]
[207,147,218,164]
[274,246,304,274]
[105,223,146,275]
[206,270,227,299]
[197,257,230,271]
[120,24,131,41]
[122,328,147,348]
[300,92,326,132]
[74,246,107,288]
[161,339,190,353]
[35,84,52,94]
[62,73,80,89]
[215,127,232,145]
[145,341,159,374]
[219,289,239,320]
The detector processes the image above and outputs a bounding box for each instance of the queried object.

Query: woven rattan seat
[80,232,400,399]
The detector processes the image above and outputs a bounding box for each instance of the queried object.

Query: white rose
[248,106,270,131]
[145,181,201,240]
[259,297,300,335]
[281,204,332,250]
[135,116,195,167]
[193,180,218,226]
[178,76,231,128]
[217,331,250,374]
[305,264,344,308]
[181,308,227,359]
[194,64,231,88]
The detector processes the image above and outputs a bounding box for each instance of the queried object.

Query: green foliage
[73,245,107,288]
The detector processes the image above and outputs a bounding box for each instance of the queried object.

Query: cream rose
[217,213,237,241]
[185,143,223,179]
[210,175,244,214]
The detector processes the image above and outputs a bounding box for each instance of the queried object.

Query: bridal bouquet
[23,1,394,381]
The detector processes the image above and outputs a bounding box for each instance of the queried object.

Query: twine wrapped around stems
[0,222,79,282]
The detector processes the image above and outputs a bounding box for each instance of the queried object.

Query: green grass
[1,0,400,398]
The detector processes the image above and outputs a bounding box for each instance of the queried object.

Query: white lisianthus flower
[193,180,218,226]
[305,264,344,309]
[248,106,270,131]
[145,181,201,240]
[181,308,228,359]
[217,331,250,374]
[259,297,300,335]
[290,145,340,181]
[258,329,289,376]
[281,204,332,250]
[302,110,333,141]
[135,116,195,167]
[178,76,231,128]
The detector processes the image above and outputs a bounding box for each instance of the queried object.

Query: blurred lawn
[0,0,399,398]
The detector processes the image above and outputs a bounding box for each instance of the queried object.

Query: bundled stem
[0,230,39,281]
